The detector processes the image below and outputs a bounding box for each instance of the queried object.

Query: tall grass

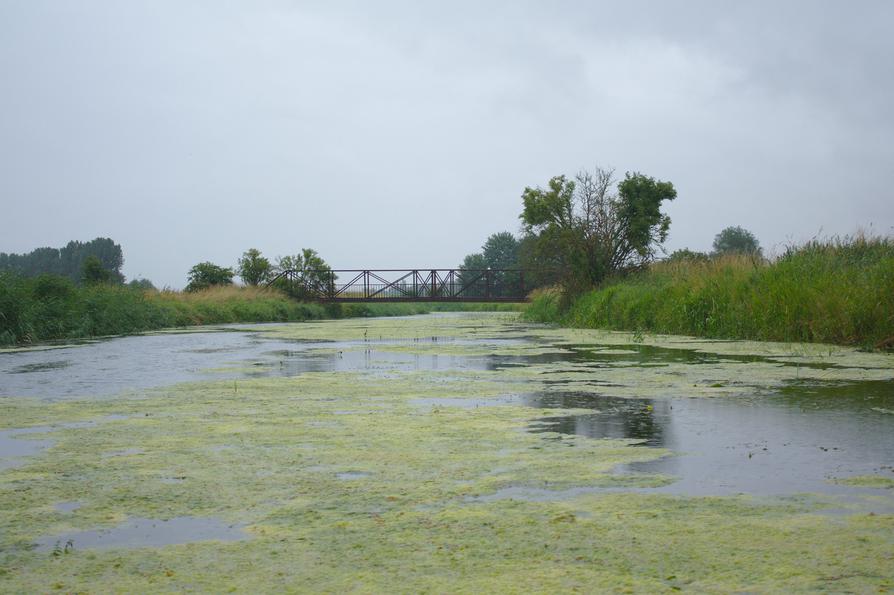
[525,236,894,348]
[0,280,333,345]
[0,276,529,346]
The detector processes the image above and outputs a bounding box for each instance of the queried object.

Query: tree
[127,278,156,291]
[81,255,112,285]
[271,249,334,298]
[237,248,272,286]
[482,232,520,270]
[482,232,521,296]
[185,262,234,292]
[0,237,124,283]
[712,226,762,256]
[457,252,487,295]
[520,167,676,294]
[667,248,710,264]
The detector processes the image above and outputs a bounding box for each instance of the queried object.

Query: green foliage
[127,278,156,291]
[616,172,676,255]
[667,248,710,263]
[237,248,272,286]
[482,232,520,269]
[520,167,676,296]
[458,232,525,297]
[0,237,124,283]
[0,269,527,346]
[271,249,334,298]
[713,226,762,256]
[186,262,234,292]
[521,288,562,323]
[81,255,113,285]
[526,235,894,348]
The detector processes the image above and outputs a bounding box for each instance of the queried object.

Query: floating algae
[0,313,892,592]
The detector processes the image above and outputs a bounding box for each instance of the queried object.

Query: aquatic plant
[0,314,891,592]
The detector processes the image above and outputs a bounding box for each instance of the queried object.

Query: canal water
[2,314,893,502]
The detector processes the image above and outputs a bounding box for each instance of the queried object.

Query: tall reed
[525,235,894,348]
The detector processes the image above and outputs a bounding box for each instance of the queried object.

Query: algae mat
[1,313,892,593]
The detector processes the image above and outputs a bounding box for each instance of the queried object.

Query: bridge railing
[266,269,528,302]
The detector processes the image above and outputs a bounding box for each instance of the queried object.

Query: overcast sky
[2,1,892,288]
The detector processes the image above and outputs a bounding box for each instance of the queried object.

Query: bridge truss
[266,269,528,303]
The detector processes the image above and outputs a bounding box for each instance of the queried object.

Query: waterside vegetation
[0,279,519,346]
[525,235,894,349]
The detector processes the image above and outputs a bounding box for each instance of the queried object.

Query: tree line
[0,238,126,285]
[460,166,763,300]
[186,248,333,297]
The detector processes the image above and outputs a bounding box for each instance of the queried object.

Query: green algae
[833,475,894,489]
[1,313,892,592]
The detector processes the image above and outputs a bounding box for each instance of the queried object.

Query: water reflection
[526,393,668,445]
[527,381,894,496]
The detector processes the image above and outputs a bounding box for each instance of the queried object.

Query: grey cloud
[1,1,891,287]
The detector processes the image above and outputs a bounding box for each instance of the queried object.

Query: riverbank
[0,278,522,346]
[525,236,894,349]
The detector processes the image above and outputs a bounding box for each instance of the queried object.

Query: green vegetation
[80,255,113,285]
[0,279,322,345]
[0,274,523,346]
[458,232,525,296]
[0,237,124,284]
[526,236,894,348]
[712,225,762,257]
[185,262,234,292]
[236,248,272,286]
[520,167,676,296]
[1,315,891,592]
[270,248,334,299]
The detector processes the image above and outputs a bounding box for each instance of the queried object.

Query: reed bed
[526,236,894,348]
[0,279,525,346]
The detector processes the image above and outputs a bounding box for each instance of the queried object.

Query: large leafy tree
[237,248,272,286]
[520,167,676,294]
[271,248,334,298]
[185,262,234,292]
[712,226,762,256]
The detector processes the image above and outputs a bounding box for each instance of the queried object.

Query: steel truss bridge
[266,269,529,303]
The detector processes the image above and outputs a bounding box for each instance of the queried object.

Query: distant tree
[457,253,487,295]
[456,233,525,297]
[521,167,676,295]
[127,278,156,291]
[185,262,234,292]
[271,249,334,298]
[81,255,113,285]
[0,237,124,283]
[712,226,762,256]
[482,232,519,270]
[482,232,522,296]
[667,248,710,263]
[237,248,272,286]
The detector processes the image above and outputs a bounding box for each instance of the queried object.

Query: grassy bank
[0,277,524,346]
[525,236,894,348]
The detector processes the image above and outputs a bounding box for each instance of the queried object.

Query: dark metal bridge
[266,269,529,302]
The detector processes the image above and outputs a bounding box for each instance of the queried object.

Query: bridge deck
[266,269,529,303]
